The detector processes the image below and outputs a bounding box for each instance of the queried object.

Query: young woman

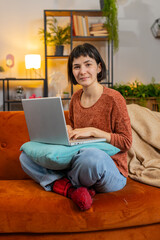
[20,43,132,211]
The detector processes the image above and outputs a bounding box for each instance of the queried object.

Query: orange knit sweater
[69,87,132,177]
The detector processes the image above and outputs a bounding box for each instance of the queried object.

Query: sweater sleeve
[110,93,132,152]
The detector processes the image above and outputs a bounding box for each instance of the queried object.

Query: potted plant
[100,0,119,53]
[63,91,70,98]
[39,18,71,56]
[111,78,160,111]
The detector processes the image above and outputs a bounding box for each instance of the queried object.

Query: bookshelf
[44,10,113,99]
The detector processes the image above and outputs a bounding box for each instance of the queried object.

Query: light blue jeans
[19,148,127,193]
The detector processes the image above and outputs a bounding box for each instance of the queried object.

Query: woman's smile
[80,76,89,81]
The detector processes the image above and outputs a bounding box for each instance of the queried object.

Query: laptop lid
[22,97,70,145]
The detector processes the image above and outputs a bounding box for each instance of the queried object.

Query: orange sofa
[0,111,160,240]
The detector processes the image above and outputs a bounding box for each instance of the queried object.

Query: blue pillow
[20,141,120,170]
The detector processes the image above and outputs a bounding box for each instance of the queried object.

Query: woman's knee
[72,148,111,170]
[19,152,42,176]
[69,148,112,185]
[69,148,125,190]
[19,152,29,167]
[19,152,34,169]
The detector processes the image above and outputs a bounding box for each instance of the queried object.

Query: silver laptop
[22,97,106,146]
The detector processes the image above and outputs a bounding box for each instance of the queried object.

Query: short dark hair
[68,43,107,85]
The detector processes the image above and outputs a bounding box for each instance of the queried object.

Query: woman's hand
[69,127,94,140]
[66,125,73,139]
[69,127,111,143]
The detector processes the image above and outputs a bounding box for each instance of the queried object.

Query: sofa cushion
[0,111,30,180]
[0,178,160,233]
[0,111,70,180]
[20,141,120,170]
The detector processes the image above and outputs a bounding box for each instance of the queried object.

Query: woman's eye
[73,66,80,69]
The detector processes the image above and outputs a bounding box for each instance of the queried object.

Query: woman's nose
[79,66,86,74]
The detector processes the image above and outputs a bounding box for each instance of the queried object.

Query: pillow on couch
[20,141,120,170]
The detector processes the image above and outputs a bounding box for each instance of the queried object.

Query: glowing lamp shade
[25,54,41,69]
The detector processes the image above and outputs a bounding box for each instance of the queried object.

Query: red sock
[52,178,93,211]
[69,187,93,211]
[88,188,96,198]
[52,177,72,197]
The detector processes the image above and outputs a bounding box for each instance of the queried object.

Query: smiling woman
[20,43,132,211]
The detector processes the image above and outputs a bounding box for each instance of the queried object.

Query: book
[90,26,104,31]
[90,32,108,36]
[90,22,104,27]
[82,16,87,36]
[90,23,105,31]
[89,22,108,36]
[84,16,90,36]
[90,30,108,36]
[73,15,79,36]
[77,16,84,36]
[90,29,108,34]
[90,23,104,28]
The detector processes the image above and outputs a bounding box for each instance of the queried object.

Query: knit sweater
[69,86,132,178]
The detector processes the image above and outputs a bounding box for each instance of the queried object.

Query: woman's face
[72,55,101,88]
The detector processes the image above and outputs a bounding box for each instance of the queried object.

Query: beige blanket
[127,104,160,187]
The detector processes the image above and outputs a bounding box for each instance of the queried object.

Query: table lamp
[25,54,41,78]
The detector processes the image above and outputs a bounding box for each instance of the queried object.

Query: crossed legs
[20,148,126,210]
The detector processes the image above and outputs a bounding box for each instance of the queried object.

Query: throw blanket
[127,104,160,187]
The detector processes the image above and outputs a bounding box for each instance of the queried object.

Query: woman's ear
[97,63,102,74]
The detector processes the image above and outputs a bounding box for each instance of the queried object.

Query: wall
[0,0,160,110]
[117,0,160,84]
